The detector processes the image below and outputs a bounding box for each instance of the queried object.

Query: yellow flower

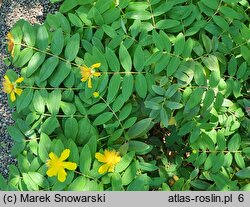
[46,149,77,182]
[93,91,99,98]
[6,32,15,57]
[95,149,121,174]
[80,63,101,88]
[2,75,24,102]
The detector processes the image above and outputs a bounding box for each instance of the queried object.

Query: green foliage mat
[1,0,250,191]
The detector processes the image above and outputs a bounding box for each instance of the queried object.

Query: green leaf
[135,74,147,98]
[22,22,36,46]
[16,89,33,113]
[106,47,120,72]
[236,167,250,179]
[174,33,185,55]
[128,141,152,155]
[88,103,107,115]
[212,15,229,31]
[204,153,216,171]
[102,25,117,38]
[165,101,183,110]
[116,151,135,173]
[167,57,181,76]
[39,57,59,81]
[202,89,215,112]
[211,152,224,173]
[65,118,78,140]
[228,56,237,76]
[134,45,145,72]
[155,54,170,74]
[38,133,51,163]
[119,43,132,72]
[64,33,80,61]
[190,127,200,143]
[234,153,245,169]
[26,52,46,77]
[139,162,158,172]
[75,96,87,115]
[51,28,64,55]
[201,34,212,53]
[228,133,241,151]
[240,45,250,62]
[59,0,80,13]
[219,6,243,20]
[49,62,71,87]
[111,173,122,190]
[119,103,132,121]
[56,12,71,33]
[237,62,247,79]
[27,172,49,189]
[15,48,33,67]
[47,90,61,115]
[127,118,152,139]
[127,174,149,191]
[194,152,207,167]
[33,90,45,114]
[165,84,179,98]
[185,88,204,111]
[23,173,39,191]
[60,101,76,115]
[178,121,196,136]
[145,101,161,110]
[7,126,25,143]
[194,63,206,86]
[68,140,79,164]
[107,74,121,103]
[36,25,48,50]
[93,112,113,126]
[122,74,134,102]
[112,95,125,112]
[191,180,210,190]
[68,176,87,191]
[156,19,180,29]
[217,131,226,150]
[202,55,219,72]
[126,11,151,20]
[122,161,138,185]
[201,0,218,10]
[68,13,83,27]
[41,117,59,135]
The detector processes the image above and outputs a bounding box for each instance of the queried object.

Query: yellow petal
[108,165,115,172]
[49,152,58,161]
[46,167,58,177]
[91,63,101,68]
[4,75,11,84]
[57,168,67,182]
[98,164,109,174]
[14,88,23,96]
[93,72,101,77]
[88,77,92,88]
[95,152,106,163]
[3,81,13,94]
[63,162,77,170]
[10,91,16,102]
[59,149,70,161]
[14,77,24,84]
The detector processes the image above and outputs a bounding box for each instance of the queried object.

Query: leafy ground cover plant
[0,0,250,191]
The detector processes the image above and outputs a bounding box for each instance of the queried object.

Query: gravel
[0,0,60,179]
